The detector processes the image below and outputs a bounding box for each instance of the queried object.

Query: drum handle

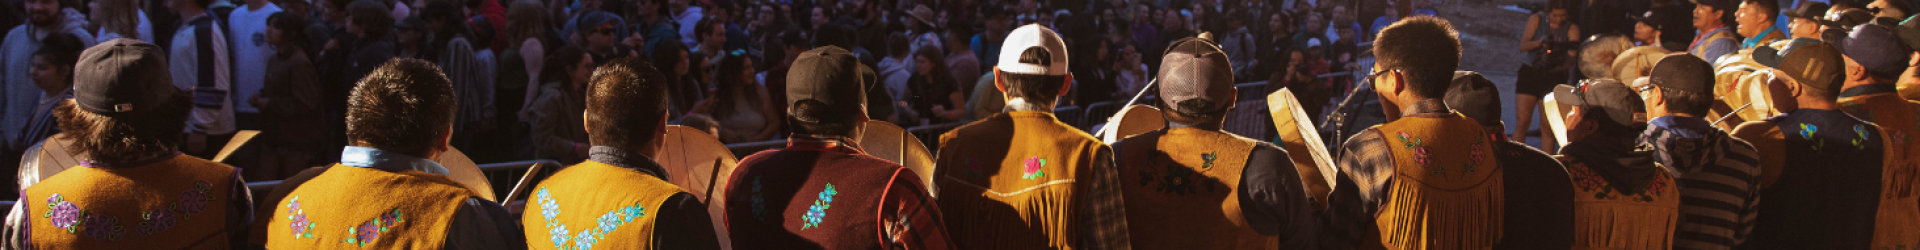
[1096,77,1159,139]
[1714,103,1752,126]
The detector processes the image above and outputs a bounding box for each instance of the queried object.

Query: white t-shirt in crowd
[226,3,281,114]
[95,10,156,44]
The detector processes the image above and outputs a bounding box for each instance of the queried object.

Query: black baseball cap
[1648,54,1716,95]
[1158,37,1235,115]
[1554,79,1649,128]
[1632,10,1665,30]
[1830,22,1914,80]
[786,46,872,123]
[74,38,176,115]
[1787,2,1831,19]
[1447,71,1501,127]
[1754,38,1846,92]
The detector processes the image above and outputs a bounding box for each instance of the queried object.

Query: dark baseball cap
[1787,2,1831,19]
[1818,9,1877,28]
[1648,54,1715,95]
[1632,10,1665,30]
[1693,0,1734,10]
[787,46,872,123]
[1554,79,1649,128]
[1754,38,1846,92]
[1158,37,1235,115]
[74,38,176,114]
[1446,71,1502,127]
[1830,22,1914,79]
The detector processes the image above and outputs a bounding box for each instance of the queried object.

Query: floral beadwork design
[536,187,649,249]
[801,184,839,229]
[1199,152,1218,169]
[962,158,988,178]
[1022,156,1047,180]
[286,196,315,239]
[1569,164,1666,202]
[1893,130,1910,146]
[1397,132,1441,175]
[137,205,177,236]
[178,180,213,219]
[1855,125,1871,150]
[342,209,403,247]
[1799,124,1819,140]
[83,213,123,240]
[44,193,82,233]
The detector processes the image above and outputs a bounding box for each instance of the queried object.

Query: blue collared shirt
[1741,25,1778,49]
[339,146,451,175]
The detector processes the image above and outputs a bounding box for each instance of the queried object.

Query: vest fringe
[1572,202,1679,249]
[1377,172,1505,250]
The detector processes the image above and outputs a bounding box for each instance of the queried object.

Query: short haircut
[1743,0,1780,22]
[586,57,671,150]
[346,58,457,157]
[55,92,191,164]
[1374,16,1460,98]
[1000,48,1067,105]
[1661,87,1715,115]
[349,0,394,38]
[695,16,723,41]
[33,33,83,71]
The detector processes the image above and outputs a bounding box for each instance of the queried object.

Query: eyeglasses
[1367,69,1400,84]
[1637,84,1655,94]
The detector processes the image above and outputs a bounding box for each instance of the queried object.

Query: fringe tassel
[1375,173,1505,250]
[1571,198,1679,249]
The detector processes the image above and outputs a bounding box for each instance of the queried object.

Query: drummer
[1323,16,1505,249]
[931,24,1131,249]
[1689,0,1741,62]
[1551,78,1679,249]
[1636,54,1763,249]
[3,39,253,249]
[1732,38,1884,248]
[1444,71,1573,249]
[520,58,719,249]
[1828,22,1920,248]
[265,59,525,249]
[721,46,952,249]
[1734,0,1787,49]
[1107,37,1314,249]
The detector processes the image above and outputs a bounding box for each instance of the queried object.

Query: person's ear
[1390,71,1407,96]
[994,67,1007,92]
[1057,73,1074,96]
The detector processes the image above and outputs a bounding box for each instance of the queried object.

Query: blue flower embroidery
[801,184,839,229]
[536,186,646,250]
[1800,123,1818,139]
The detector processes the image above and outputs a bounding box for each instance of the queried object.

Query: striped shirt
[1641,116,1762,250]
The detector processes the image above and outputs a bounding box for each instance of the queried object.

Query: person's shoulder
[1494,140,1563,169]
[1731,120,1779,138]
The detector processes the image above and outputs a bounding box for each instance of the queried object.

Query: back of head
[1157,37,1235,123]
[587,58,671,150]
[1375,16,1461,98]
[997,24,1071,105]
[346,58,457,157]
[1446,71,1503,128]
[349,0,394,38]
[787,46,871,137]
[57,39,190,164]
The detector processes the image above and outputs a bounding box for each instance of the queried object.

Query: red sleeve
[878,167,953,250]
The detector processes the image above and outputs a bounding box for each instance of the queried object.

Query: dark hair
[1374,16,1460,98]
[887,32,910,57]
[346,58,457,157]
[1742,0,1780,22]
[789,99,857,136]
[33,33,82,74]
[651,41,688,81]
[425,1,473,48]
[709,53,762,121]
[55,93,191,164]
[349,0,394,38]
[1659,87,1714,115]
[543,45,592,84]
[695,16,724,41]
[1001,47,1067,104]
[267,12,312,51]
[586,57,672,150]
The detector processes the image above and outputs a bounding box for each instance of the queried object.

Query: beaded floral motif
[750,177,767,222]
[1799,124,1819,140]
[83,213,122,240]
[1855,125,1871,150]
[1569,164,1666,202]
[1397,132,1440,175]
[44,193,82,233]
[1199,152,1218,169]
[962,158,988,178]
[341,209,403,247]
[536,187,648,250]
[178,180,213,219]
[801,184,838,229]
[285,196,315,239]
[1022,156,1047,180]
[137,205,177,236]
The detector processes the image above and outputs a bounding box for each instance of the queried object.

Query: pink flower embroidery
[1022,156,1047,180]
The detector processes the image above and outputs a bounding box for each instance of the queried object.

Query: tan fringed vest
[935,111,1104,249]
[25,155,236,249]
[1369,114,1504,250]
[1839,91,1920,249]
[1564,161,1680,249]
[523,161,684,250]
[266,165,476,249]
[1116,127,1276,249]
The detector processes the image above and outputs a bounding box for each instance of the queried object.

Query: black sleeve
[227,168,252,250]
[444,198,528,250]
[652,193,721,250]
[1239,144,1318,249]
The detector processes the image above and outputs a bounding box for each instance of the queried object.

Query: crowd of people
[3,0,1920,248]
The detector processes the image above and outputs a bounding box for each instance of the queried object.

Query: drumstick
[1714,103,1752,125]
